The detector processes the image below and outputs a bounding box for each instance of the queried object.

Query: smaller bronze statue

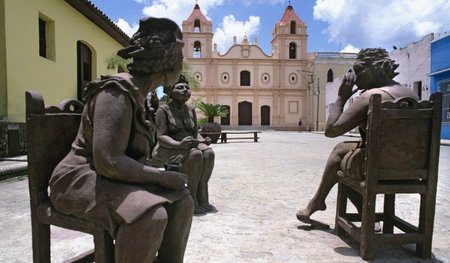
[152,75,215,215]
[296,48,420,227]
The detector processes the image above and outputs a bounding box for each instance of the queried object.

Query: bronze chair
[26,91,114,262]
[335,93,442,259]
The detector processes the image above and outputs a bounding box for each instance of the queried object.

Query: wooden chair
[335,93,442,260]
[26,91,114,262]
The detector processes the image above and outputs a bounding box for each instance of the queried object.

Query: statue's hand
[179,136,194,149]
[204,137,212,146]
[160,171,188,190]
[338,69,356,100]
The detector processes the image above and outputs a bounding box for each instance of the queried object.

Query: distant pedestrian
[298,118,303,132]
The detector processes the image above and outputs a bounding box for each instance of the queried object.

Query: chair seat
[36,201,106,235]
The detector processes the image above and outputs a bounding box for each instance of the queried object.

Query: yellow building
[0,0,129,157]
[183,3,356,130]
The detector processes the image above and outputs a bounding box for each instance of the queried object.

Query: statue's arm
[325,95,369,138]
[325,71,367,138]
[154,108,192,149]
[92,89,186,189]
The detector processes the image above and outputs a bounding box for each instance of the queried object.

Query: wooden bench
[220,130,262,143]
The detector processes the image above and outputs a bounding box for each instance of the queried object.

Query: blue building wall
[430,34,450,139]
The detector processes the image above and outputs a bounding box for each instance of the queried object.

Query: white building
[390,33,434,100]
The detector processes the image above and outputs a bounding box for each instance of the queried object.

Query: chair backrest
[26,91,83,206]
[365,93,442,182]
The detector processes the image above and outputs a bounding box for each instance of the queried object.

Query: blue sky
[89,0,450,55]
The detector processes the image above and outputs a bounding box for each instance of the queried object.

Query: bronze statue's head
[117,17,184,76]
[353,48,399,83]
[164,74,189,93]
[164,74,191,102]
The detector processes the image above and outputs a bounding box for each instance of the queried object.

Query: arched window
[327,69,334,82]
[289,42,297,59]
[290,21,296,34]
[193,41,202,58]
[77,41,92,101]
[194,19,201,32]
[240,70,251,86]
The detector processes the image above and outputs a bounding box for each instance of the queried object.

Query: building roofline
[64,0,130,46]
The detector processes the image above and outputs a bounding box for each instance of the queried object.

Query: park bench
[220,130,262,143]
[26,91,114,262]
[335,93,442,260]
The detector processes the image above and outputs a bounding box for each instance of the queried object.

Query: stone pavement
[1,131,449,262]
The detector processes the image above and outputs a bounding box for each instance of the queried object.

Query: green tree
[104,55,200,91]
[105,55,131,72]
[194,101,229,125]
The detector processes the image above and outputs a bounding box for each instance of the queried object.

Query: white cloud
[116,18,139,37]
[313,0,450,50]
[340,44,359,53]
[213,15,261,53]
[239,0,284,6]
[140,0,225,26]
[131,0,261,53]
[115,0,225,46]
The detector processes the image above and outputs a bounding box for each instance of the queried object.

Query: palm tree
[195,101,228,123]
[104,55,200,90]
[195,101,229,143]
[105,55,131,72]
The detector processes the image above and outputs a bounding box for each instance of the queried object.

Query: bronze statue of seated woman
[151,75,215,215]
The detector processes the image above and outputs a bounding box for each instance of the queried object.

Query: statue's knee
[182,195,194,212]
[174,195,194,215]
[204,148,215,161]
[150,205,168,227]
[189,149,203,161]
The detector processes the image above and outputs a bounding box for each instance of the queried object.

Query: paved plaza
[1,131,449,262]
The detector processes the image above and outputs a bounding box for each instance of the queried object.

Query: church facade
[182,4,309,130]
[182,3,356,131]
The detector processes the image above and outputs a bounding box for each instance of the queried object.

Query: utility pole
[316,78,320,131]
[297,65,314,131]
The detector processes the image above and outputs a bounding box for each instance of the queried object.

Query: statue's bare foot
[296,203,327,228]
[200,203,214,212]
[194,205,206,215]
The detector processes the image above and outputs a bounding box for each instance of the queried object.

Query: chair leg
[335,182,347,236]
[383,194,395,234]
[31,217,51,263]
[416,193,434,258]
[93,230,115,263]
[360,193,376,260]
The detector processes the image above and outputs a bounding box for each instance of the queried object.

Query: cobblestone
[0,131,449,262]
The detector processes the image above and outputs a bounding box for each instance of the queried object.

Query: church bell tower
[182,3,213,59]
[271,4,307,60]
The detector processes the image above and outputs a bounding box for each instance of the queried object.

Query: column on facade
[272,93,279,127]
[272,62,281,126]
[206,59,213,89]
[232,59,238,87]
[279,90,286,128]
[253,61,260,126]
[231,89,238,127]
[253,90,260,126]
